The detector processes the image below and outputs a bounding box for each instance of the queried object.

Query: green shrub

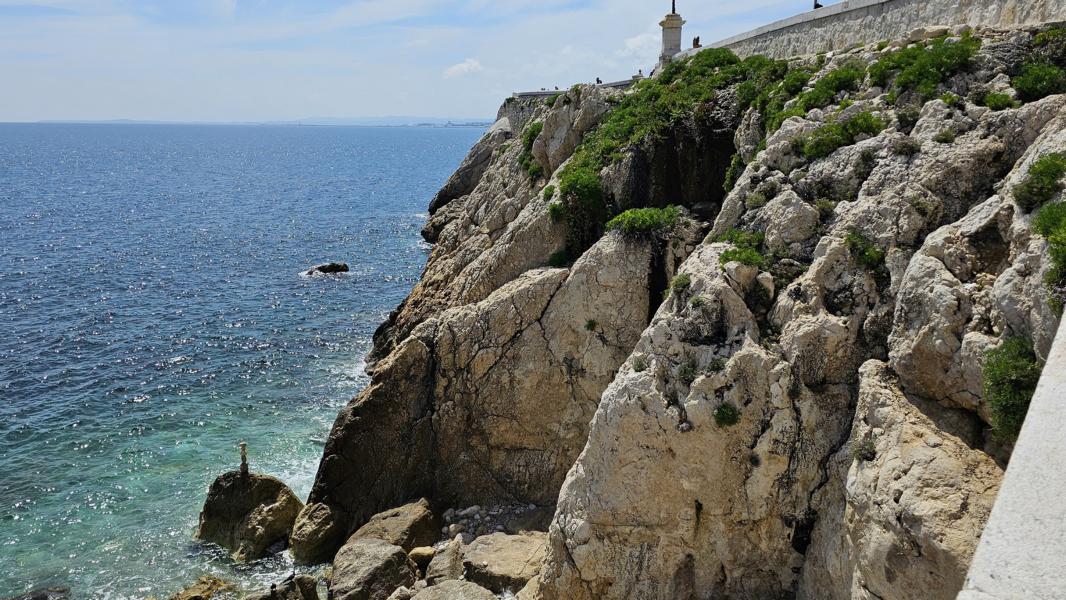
[982,92,1017,111]
[1013,153,1066,212]
[816,198,838,220]
[605,206,680,238]
[678,360,698,385]
[548,249,570,267]
[716,228,765,249]
[795,61,866,112]
[1013,62,1066,102]
[845,231,886,269]
[933,129,957,144]
[543,185,556,201]
[522,121,543,152]
[1034,26,1066,65]
[868,33,981,99]
[547,202,565,223]
[632,357,648,372]
[852,438,877,462]
[690,295,706,307]
[545,94,561,107]
[724,153,745,193]
[713,404,740,427]
[891,136,922,156]
[798,112,886,159]
[585,319,598,331]
[745,192,768,210]
[720,247,768,268]
[671,273,693,295]
[1033,202,1066,303]
[984,337,1043,440]
[940,92,964,108]
[708,357,727,373]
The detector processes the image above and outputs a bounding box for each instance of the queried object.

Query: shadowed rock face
[196,471,303,562]
[242,575,319,600]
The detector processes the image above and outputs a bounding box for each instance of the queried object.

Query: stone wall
[699,0,1066,59]
[957,316,1066,600]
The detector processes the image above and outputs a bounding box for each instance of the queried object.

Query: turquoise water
[0,124,483,599]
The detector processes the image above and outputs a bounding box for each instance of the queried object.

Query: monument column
[658,1,686,72]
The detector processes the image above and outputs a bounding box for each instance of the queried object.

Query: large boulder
[330,538,418,600]
[410,581,495,600]
[196,471,303,562]
[241,576,319,600]
[346,499,440,552]
[424,536,464,585]
[168,576,235,600]
[290,502,346,565]
[463,532,548,594]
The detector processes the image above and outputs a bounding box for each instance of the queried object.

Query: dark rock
[240,575,318,600]
[329,538,417,600]
[196,471,303,562]
[304,263,350,276]
[347,499,440,553]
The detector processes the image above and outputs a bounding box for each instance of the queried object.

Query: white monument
[658,1,686,72]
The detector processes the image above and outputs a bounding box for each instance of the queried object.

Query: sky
[0,0,827,122]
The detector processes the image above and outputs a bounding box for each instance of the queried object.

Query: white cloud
[443,58,484,78]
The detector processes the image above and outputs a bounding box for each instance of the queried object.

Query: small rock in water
[303,262,349,276]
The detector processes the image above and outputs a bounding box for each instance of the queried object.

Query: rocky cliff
[297,22,1065,600]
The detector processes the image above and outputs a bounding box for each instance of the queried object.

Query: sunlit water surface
[0,123,483,598]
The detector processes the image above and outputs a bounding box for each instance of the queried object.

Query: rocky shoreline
[155,21,1065,600]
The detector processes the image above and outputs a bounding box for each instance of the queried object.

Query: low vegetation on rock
[1014,152,1066,211]
[605,205,680,238]
[795,111,886,159]
[869,32,981,100]
[984,337,1044,440]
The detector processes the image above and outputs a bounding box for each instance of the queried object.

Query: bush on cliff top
[868,32,981,99]
[605,205,680,238]
[1014,152,1066,212]
[984,337,1043,440]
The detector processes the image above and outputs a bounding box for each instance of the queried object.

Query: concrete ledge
[957,316,1066,599]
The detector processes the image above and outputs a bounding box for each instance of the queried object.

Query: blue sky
[0,0,826,122]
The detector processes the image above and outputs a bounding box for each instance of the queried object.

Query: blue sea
[0,123,483,599]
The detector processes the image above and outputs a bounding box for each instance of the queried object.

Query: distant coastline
[18,117,494,128]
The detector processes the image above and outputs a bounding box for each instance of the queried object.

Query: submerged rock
[329,538,417,600]
[196,471,303,562]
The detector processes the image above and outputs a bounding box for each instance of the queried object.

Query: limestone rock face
[330,538,417,600]
[196,471,303,562]
[798,362,1002,600]
[290,502,346,565]
[168,576,234,600]
[409,580,496,600]
[346,499,440,553]
[532,86,617,175]
[241,576,319,600]
[463,532,548,594]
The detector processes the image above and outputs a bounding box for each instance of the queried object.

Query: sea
[0,123,484,599]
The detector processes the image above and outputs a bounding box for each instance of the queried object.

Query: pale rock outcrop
[346,499,440,553]
[330,538,418,600]
[168,577,235,600]
[798,361,1002,600]
[463,532,548,594]
[290,502,345,565]
[196,472,303,562]
[428,118,511,217]
[532,86,616,175]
